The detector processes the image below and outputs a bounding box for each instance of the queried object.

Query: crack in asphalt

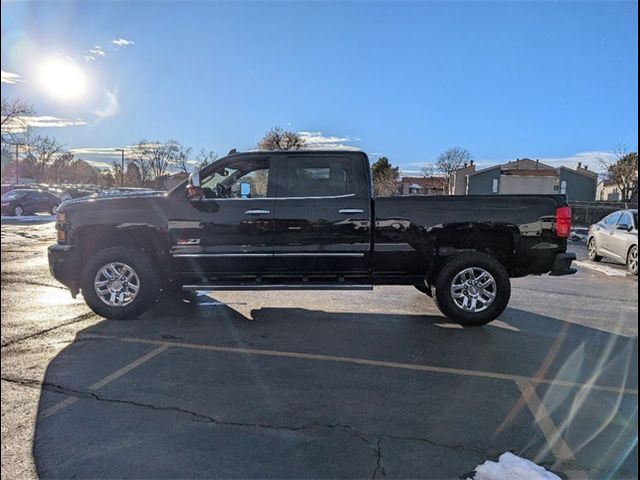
[0,312,96,348]
[1,374,486,473]
[372,436,386,479]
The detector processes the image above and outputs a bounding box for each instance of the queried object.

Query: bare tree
[257,126,305,151]
[1,97,34,144]
[112,160,124,186]
[194,148,218,170]
[130,140,180,184]
[600,147,638,204]
[422,147,472,195]
[22,132,64,181]
[174,144,194,173]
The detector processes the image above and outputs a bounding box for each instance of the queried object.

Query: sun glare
[38,57,87,101]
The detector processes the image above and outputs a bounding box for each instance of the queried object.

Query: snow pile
[1,214,56,222]
[469,452,561,480]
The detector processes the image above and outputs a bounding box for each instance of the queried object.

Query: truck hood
[58,190,166,213]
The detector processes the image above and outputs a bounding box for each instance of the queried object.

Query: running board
[182,284,374,292]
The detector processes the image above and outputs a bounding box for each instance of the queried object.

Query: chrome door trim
[172,253,273,258]
[273,252,366,257]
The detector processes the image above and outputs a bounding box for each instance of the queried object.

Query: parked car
[49,150,576,324]
[1,189,61,216]
[588,209,638,275]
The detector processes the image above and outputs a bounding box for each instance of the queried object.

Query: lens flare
[38,57,87,101]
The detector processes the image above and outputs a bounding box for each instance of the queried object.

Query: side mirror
[188,172,201,188]
[240,182,251,198]
[616,224,632,231]
[186,172,203,200]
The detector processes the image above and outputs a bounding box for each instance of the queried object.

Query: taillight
[555,206,572,238]
[56,213,67,243]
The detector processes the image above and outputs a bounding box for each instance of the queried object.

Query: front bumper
[550,252,577,276]
[48,244,79,296]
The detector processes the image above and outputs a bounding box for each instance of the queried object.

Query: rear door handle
[339,208,364,215]
[244,209,271,215]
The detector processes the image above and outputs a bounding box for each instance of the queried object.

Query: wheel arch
[74,224,167,269]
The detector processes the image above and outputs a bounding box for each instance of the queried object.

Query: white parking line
[82,333,639,396]
[40,345,169,418]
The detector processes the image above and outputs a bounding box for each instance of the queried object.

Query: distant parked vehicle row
[588,209,638,275]
[1,189,62,216]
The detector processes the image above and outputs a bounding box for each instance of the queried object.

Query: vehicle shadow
[32,299,638,479]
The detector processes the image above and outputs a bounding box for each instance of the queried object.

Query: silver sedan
[588,209,638,275]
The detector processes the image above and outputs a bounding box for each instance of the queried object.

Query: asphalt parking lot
[1,217,638,479]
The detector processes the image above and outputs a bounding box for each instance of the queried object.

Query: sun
[38,57,87,101]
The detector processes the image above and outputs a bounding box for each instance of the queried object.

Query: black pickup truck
[49,150,576,325]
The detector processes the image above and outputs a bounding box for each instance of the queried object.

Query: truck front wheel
[80,246,161,320]
[433,252,511,326]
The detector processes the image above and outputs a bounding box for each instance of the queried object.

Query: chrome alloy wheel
[94,262,140,307]
[450,267,497,313]
[588,238,598,258]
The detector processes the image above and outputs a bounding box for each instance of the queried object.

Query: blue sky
[1,1,638,173]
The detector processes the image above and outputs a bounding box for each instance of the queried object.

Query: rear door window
[276,156,356,198]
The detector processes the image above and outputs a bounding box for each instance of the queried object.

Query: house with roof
[453,158,598,201]
[397,175,447,195]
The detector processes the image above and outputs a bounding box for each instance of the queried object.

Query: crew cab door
[168,155,277,275]
[271,153,371,275]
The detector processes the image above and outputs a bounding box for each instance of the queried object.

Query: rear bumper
[48,244,79,296]
[550,252,577,276]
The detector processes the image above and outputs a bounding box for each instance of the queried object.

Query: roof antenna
[228,149,237,155]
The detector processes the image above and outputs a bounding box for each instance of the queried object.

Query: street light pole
[115,148,125,186]
[14,143,25,185]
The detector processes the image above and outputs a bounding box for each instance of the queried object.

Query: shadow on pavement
[33,298,638,478]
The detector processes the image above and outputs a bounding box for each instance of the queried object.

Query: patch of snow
[574,260,629,277]
[468,452,561,480]
[1,214,56,222]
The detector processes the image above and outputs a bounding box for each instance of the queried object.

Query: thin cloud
[84,45,106,62]
[298,131,360,151]
[1,70,23,84]
[1,116,87,133]
[111,38,135,49]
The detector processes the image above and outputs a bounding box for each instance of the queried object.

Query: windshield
[1,190,28,200]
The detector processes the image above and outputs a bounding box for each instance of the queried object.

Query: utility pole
[115,148,125,186]
[14,142,25,185]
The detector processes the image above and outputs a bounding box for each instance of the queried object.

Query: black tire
[628,245,638,276]
[414,281,432,296]
[80,246,161,320]
[588,237,602,262]
[433,252,511,326]
[13,205,24,216]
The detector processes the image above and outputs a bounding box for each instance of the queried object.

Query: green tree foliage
[371,156,400,197]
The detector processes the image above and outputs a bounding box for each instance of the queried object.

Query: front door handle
[339,208,364,215]
[244,209,271,215]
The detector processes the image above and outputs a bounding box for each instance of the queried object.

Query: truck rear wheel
[80,246,161,320]
[433,252,511,326]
